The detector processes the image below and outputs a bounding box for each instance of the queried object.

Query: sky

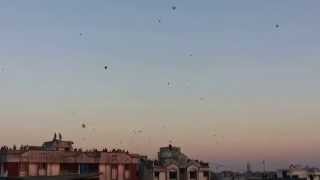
[0,0,320,172]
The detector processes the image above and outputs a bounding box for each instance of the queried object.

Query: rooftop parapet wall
[0,134,141,165]
[1,150,140,164]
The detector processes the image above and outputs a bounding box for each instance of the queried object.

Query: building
[277,165,320,180]
[142,145,210,180]
[0,133,140,180]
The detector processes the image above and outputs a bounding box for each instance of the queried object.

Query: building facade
[0,135,212,180]
[142,145,210,180]
[0,134,140,180]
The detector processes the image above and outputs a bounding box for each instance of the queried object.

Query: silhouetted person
[53,133,57,141]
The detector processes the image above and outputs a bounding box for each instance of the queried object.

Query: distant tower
[246,161,252,173]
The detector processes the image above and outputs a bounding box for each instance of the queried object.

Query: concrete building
[142,145,210,180]
[0,134,140,180]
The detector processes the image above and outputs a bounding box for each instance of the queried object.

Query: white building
[147,145,210,180]
[278,164,320,180]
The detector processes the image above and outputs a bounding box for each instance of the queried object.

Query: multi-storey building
[0,134,140,180]
[141,145,210,180]
[0,135,212,180]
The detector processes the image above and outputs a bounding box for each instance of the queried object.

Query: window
[292,175,299,179]
[124,165,130,179]
[20,163,28,171]
[190,171,197,179]
[125,170,130,179]
[180,168,186,174]
[169,171,177,179]
[111,167,117,180]
[154,171,160,177]
[309,175,314,180]
[203,171,209,177]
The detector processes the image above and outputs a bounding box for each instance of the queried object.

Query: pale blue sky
[0,0,320,171]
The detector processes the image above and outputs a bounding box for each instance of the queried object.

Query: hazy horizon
[1,0,320,172]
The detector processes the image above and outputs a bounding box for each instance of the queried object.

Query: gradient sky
[1,0,320,171]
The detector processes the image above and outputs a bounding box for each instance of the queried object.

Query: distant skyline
[1,0,320,172]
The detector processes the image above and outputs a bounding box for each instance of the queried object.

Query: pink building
[0,134,140,180]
